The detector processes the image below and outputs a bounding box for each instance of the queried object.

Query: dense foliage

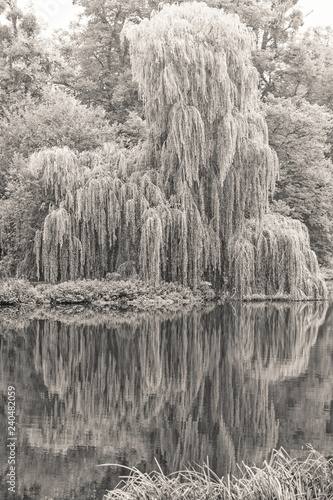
[0,276,211,307]
[0,0,331,298]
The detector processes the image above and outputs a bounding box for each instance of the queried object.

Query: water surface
[0,302,332,499]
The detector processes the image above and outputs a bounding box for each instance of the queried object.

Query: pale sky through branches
[299,0,333,29]
[17,0,82,31]
[15,0,333,32]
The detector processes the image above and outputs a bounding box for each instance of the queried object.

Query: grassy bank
[0,278,216,310]
[102,447,333,500]
[0,276,330,310]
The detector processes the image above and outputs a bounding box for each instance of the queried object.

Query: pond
[0,302,332,499]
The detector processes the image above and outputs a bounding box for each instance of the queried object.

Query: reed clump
[103,446,333,500]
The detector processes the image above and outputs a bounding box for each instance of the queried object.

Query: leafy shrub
[0,279,36,305]
[0,278,216,308]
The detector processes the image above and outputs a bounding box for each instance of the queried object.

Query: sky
[17,0,82,31]
[15,0,333,32]
[299,0,333,29]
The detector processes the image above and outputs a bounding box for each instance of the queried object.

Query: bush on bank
[0,278,216,309]
[102,446,333,500]
[0,276,330,309]
[0,279,36,305]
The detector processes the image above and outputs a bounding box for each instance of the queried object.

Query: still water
[0,302,333,499]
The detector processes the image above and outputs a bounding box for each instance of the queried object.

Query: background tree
[56,0,155,124]
[0,87,112,165]
[0,0,52,113]
[0,0,54,194]
[210,0,304,96]
[259,25,333,265]
[265,96,333,264]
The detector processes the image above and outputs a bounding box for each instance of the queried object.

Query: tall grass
[102,446,333,499]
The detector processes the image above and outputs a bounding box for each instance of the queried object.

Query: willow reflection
[0,301,328,499]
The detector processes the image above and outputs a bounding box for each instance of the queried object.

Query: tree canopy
[0,0,52,112]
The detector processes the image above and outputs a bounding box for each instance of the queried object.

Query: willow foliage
[121,2,325,297]
[30,2,325,297]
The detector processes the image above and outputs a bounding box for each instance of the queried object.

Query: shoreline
[0,278,216,310]
[0,277,331,310]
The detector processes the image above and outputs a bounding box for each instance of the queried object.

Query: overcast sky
[17,0,82,31]
[299,0,333,28]
[15,0,333,32]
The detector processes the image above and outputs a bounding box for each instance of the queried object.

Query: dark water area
[0,302,333,499]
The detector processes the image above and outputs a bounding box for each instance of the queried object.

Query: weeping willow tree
[121,2,326,297]
[31,144,162,282]
[29,2,326,297]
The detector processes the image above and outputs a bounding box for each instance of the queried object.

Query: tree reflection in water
[0,301,330,500]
